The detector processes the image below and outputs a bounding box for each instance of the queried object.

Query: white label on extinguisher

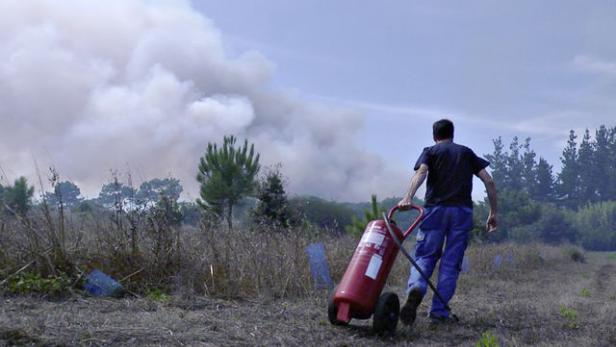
[361,231,384,248]
[365,254,383,280]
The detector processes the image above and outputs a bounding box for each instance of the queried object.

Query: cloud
[573,55,616,77]
[0,0,405,201]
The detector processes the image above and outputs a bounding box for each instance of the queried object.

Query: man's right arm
[397,163,428,209]
[477,169,498,233]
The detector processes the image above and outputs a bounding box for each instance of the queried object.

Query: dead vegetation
[0,202,355,299]
[1,205,615,346]
[1,249,615,346]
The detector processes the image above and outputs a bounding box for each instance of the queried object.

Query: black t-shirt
[414,142,489,208]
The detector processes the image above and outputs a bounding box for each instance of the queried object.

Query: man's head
[433,119,454,142]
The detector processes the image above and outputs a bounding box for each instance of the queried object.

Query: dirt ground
[1,252,615,347]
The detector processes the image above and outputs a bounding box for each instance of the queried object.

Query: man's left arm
[397,163,428,209]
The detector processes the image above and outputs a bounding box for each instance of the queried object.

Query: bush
[565,246,586,263]
[4,272,72,298]
[475,331,500,347]
[559,305,579,329]
[510,205,578,244]
[509,224,534,243]
[534,205,577,243]
[146,288,170,302]
[288,196,354,233]
[472,189,541,242]
[575,201,616,251]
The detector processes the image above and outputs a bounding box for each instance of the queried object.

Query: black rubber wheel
[373,291,400,334]
[327,286,348,326]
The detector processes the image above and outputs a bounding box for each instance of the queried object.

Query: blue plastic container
[84,270,124,297]
[305,242,334,289]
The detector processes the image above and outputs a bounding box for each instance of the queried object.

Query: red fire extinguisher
[328,204,424,333]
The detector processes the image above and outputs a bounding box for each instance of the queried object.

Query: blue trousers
[407,205,473,318]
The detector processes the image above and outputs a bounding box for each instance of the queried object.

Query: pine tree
[608,126,616,200]
[98,179,135,209]
[44,181,83,208]
[136,178,183,206]
[485,137,509,189]
[593,125,611,200]
[534,157,554,202]
[507,136,524,191]
[558,130,579,207]
[2,177,34,217]
[578,129,595,203]
[521,137,537,195]
[197,135,260,230]
[252,168,290,228]
[345,195,384,236]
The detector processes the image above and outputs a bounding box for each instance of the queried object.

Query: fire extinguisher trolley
[328,204,424,334]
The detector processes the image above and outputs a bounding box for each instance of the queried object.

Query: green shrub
[345,195,384,237]
[509,225,534,243]
[559,305,579,329]
[5,272,72,297]
[473,189,541,242]
[534,205,577,244]
[580,288,591,298]
[146,288,170,302]
[575,201,616,251]
[509,205,577,244]
[475,331,500,347]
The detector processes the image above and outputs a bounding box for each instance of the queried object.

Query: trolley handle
[386,204,425,239]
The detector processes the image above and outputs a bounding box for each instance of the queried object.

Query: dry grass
[1,246,614,346]
[2,206,615,345]
[0,204,586,300]
[0,205,354,299]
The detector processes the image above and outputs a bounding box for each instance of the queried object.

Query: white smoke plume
[0,0,406,201]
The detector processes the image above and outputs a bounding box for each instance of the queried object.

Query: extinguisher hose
[382,213,459,322]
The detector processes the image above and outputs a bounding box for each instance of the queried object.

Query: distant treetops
[485,124,616,208]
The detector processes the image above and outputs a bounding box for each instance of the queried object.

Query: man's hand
[486,212,497,233]
[397,196,412,210]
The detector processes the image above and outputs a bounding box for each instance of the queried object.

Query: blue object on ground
[505,251,515,266]
[84,270,124,297]
[461,255,470,273]
[305,242,334,289]
[493,254,503,269]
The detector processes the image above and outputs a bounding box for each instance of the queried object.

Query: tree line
[3,126,615,250]
[487,125,616,208]
[477,125,616,250]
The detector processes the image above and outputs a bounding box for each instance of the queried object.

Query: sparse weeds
[146,288,170,302]
[559,305,579,329]
[475,331,500,347]
[580,287,591,297]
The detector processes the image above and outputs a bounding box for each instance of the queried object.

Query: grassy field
[1,244,615,346]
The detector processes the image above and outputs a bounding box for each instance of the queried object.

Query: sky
[0,0,615,202]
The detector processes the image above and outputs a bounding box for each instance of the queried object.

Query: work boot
[428,312,459,325]
[400,288,423,326]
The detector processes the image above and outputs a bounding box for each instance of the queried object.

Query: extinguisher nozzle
[336,302,352,323]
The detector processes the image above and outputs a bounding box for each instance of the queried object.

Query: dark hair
[433,119,454,140]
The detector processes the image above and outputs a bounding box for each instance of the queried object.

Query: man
[397,119,497,325]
